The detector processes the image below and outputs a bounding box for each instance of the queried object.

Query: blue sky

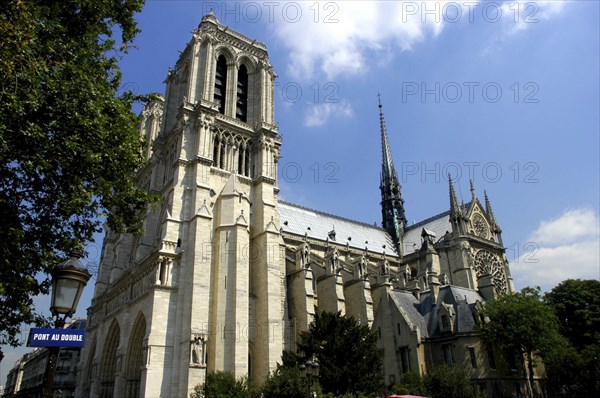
[2,0,599,384]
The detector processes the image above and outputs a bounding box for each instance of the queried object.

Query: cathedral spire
[449,175,461,217]
[378,94,407,255]
[484,190,503,244]
[448,175,468,235]
[484,190,495,223]
[379,93,396,183]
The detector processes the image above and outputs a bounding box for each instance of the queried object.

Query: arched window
[214,55,227,114]
[159,260,167,285]
[236,65,248,122]
[213,135,220,168]
[244,143,251,177]
[219,139,226,169]
[82,339,96,398]
[238,143,245,175]
[100,321,120,398]
[125,314,146,398]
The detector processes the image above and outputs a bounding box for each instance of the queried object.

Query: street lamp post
[41,250,91,398]
[299,355,320,398]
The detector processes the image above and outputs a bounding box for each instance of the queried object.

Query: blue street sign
[28,328,85,348]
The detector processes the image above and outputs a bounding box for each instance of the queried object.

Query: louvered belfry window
[214,55,227,114]
[236,64,248,122]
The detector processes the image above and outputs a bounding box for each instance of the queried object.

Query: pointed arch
[236,55,257,73]
[100,319,120,398]
[236,64,248,122]
[219,134,226,169]
[212,133,220,168]
[245,141,252,177]
[125,313,147,398]
[237,140,246,176]
[82,338,97,398]
[214,55,228,114]
[236,56,258,124]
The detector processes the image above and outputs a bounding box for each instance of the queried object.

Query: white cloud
[303,101,354,127]
[481,0,568,54]
[261,1,569,79]
[269,1,449,80]
[511,207,600,291]
[530,207,599,246]
[500,0,567,35]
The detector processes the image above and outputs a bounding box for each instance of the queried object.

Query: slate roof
[390,290,430,338]
[402,211,452,254]
[278,201,397,253]
[446,285,485,305]
[441,286,482,334]
[279,196,473,257]
[402,201,471,254]
[390,285,484,338]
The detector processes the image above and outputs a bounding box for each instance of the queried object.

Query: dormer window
[214,55,227,114]
[439,303,455,332]
[468,346,478,368]
[236,65,248,122]
[441,314,450,329]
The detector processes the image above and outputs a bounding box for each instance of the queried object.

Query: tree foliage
[389,366,480,398]
[261,364,310,398]
[543,279,600,397]
[389,371,429,396]
[424,364,483,398]
[0,0,152,346]
[190,371,255,398]
[296,311,384,396]
[544,279,600,350]
[480,287,563,397]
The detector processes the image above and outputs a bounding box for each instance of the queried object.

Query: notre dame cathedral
[78,12,544,398]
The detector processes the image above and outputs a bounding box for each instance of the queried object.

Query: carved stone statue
[190,335,206,366]
[442,273,450,285]
[301,243,310,268]
[354,255,368,280]
[326,248,339,275]
[404,266,411,284]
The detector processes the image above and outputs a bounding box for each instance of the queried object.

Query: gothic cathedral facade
[79,13,542,398]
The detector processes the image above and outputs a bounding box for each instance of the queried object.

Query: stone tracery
[474,249,508,294]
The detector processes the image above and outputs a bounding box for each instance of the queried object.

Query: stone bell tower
[162,11,284,391]
[80,12,284,398]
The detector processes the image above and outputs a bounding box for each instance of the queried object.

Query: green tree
[260,365,310,398]
[191,371,255,398]
[0,0,153,346]
[480,287,562,397]
[543,279,600,397]
[389,371,429,396]
[544,279,600,350]
[424,364,482,398]
[297,311,384,396]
